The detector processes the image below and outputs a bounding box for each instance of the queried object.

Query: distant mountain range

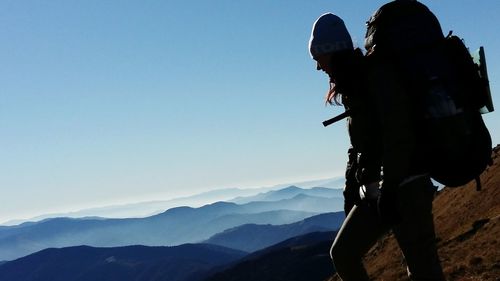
[2,178,344,226]
[0,203,314,261]
[0,244,247,281]
[0,214,342,281]
[0,187,278,226]
[0,184,347,281]
[0,186,344,261]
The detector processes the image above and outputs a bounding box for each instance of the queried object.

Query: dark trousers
[330,176,445,281]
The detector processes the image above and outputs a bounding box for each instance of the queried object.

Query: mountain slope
[204,231,336,281]
[0,244,247,281]
[328,145,500,281]
[203,212,344,252]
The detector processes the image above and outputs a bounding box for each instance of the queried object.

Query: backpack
[364,0,493,189]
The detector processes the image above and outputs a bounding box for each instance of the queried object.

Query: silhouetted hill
[328,145,500,281]
[204,231,336,281]
[0,244,246,281]
[0,200,316,261]
[203,212,344,252]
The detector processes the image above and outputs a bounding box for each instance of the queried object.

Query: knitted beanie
[309,13,354,58]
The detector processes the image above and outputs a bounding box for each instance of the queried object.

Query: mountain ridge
[230,186,343,204]
[203,212,344,252]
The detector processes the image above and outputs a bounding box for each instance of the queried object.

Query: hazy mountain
[0,201,317,261]
[230,186,343,204]
[203,212,344,252]
[2,184,344,226]
[203,231,336,281]
[240,193,343,213]
[269,177,344,190]
[1,186,278,226]
[0,184,348,261]
[0,244,246,281]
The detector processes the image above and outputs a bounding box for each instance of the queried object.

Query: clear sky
[1,0,499,223]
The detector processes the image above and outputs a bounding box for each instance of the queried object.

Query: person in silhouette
[308,12,445,281]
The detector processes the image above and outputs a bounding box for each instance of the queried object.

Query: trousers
[330,176,445,281]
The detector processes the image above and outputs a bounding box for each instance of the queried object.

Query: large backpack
[365,0,493,188]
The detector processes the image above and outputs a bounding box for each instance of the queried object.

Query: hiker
[308,10,446,281]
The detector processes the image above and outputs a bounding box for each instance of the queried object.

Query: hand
[377,186,401,225]
[359,182,380,201]
[343,184,361,215]
[359,182,380,211]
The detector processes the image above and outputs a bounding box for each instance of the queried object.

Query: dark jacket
[342,52,428,209]
[340,56,382,209]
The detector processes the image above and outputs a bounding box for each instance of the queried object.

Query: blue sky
[1,0,499,223]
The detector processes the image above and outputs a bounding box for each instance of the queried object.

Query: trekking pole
[322,109,352,127]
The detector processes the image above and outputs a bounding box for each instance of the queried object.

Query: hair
[325,81,340,106]
[324,48,364,106]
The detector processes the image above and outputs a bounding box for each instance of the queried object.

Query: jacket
[343,52,427,198]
